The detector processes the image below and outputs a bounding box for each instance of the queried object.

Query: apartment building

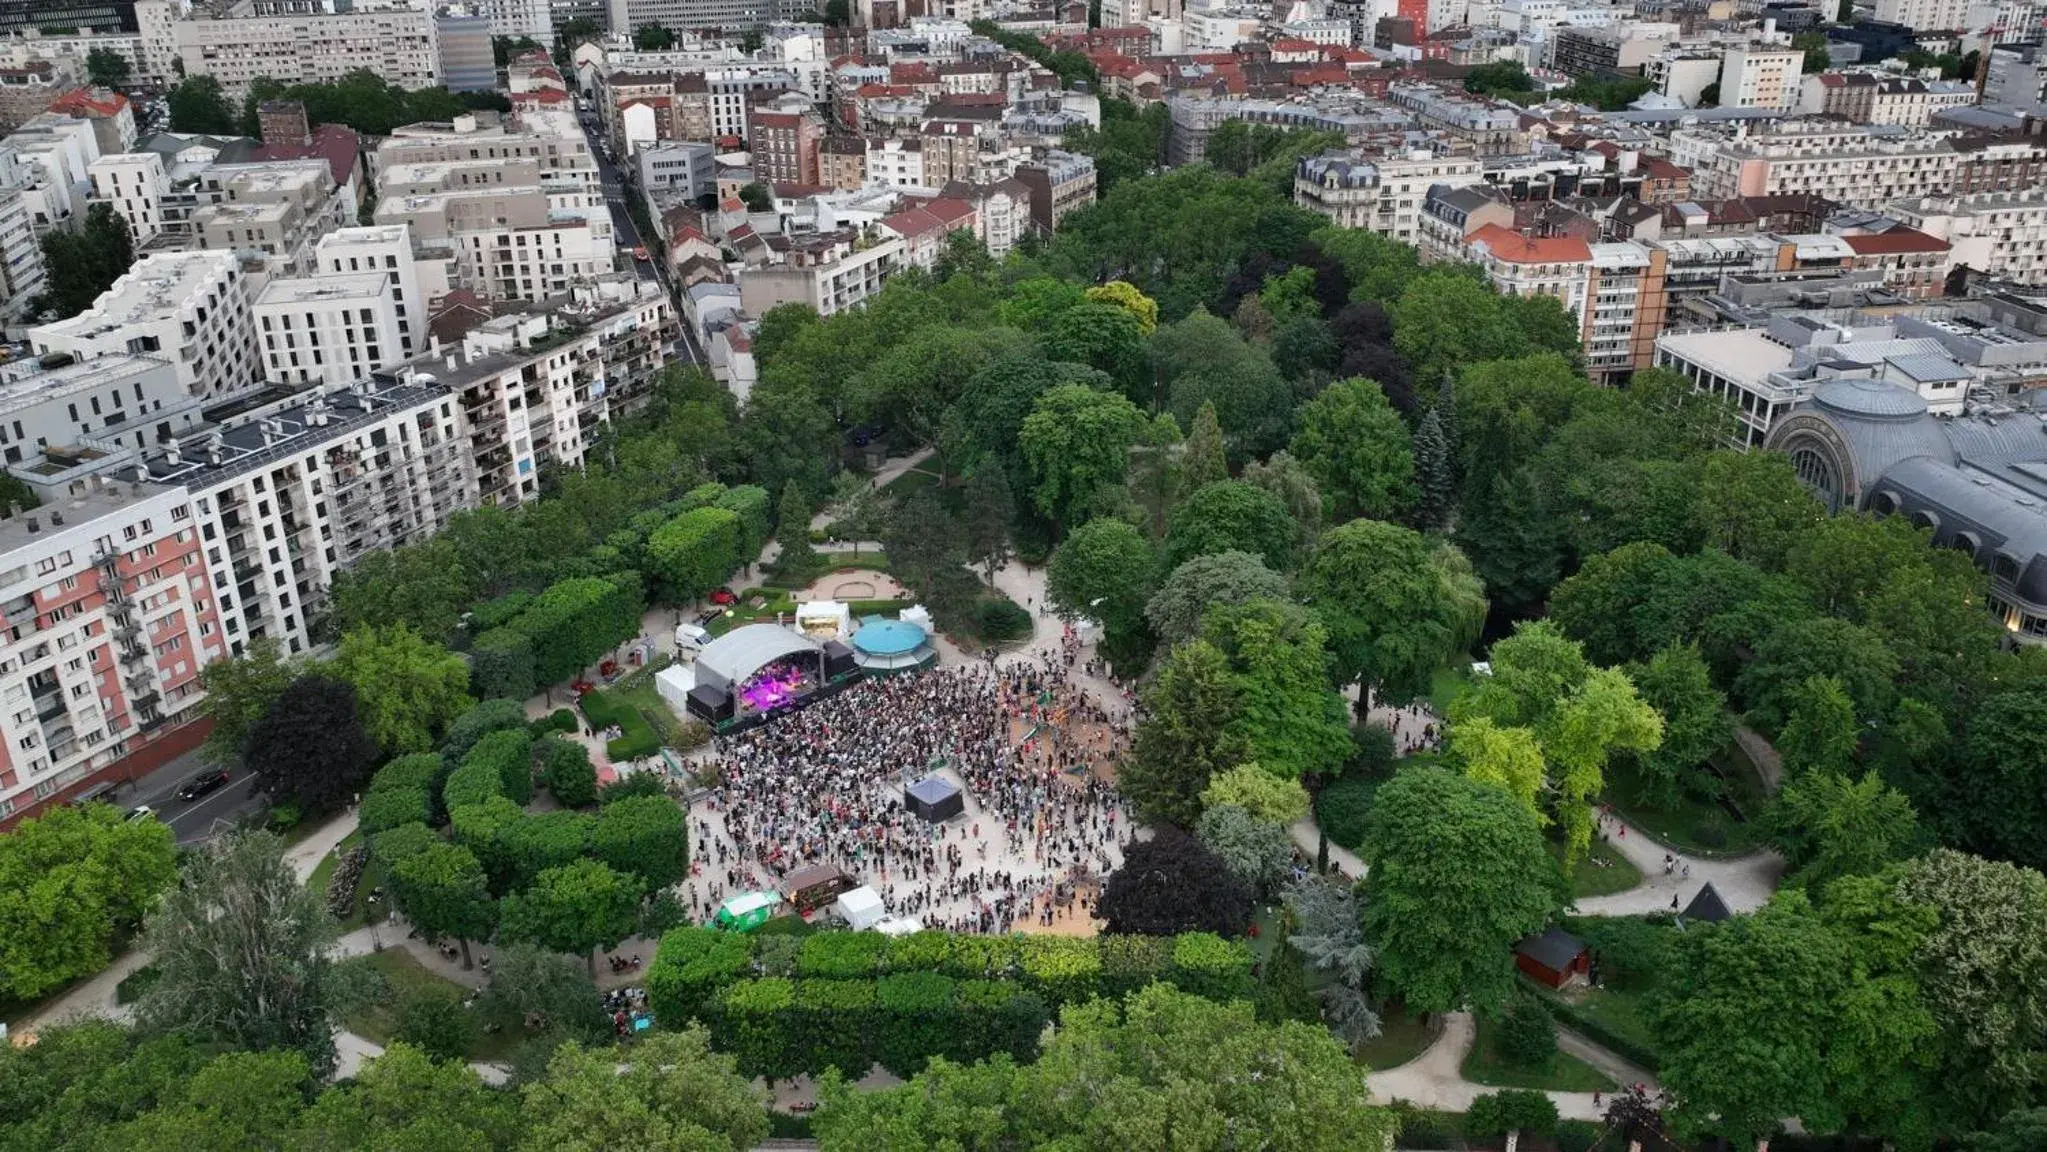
[421,290,674,506]
[0,148,46,332]
[88,150,350,273]
[1294,150,1484,245]
[1583,243,1669,382]
[371,111,598,196]
[1014,149,1096,234]
[1798,74,1976,127]
[637,141,717,201]
[1676,124,2002,210]
[1983,43,2047,116]
[46,87,137,158]
[867,137,925,188]
[0,354,200,466]
[0,480,219,827]
[818,136,866,192]
[253,274,404,389]
[2,113,102,234]
[1887,190,2047,283]
[604,0,817,34]
[0,61,77,136]
[375,184,611,302]
[88,149,167,244]
[1871,0,1970,29]
[748,105,825,187]
[313,225,439,362]
[737,230,905,318]
[1718,47,1803,111]
[142,0,440,98]
[28,251,260,399]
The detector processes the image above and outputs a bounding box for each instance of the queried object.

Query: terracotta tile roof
[1467,223,1592,263]
[1843,228,1949,255]
[49,87,129,118]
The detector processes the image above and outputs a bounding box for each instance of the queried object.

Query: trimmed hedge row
[647,926,1255,1030]
[704,975,1045,1080]
[579,687,660,761]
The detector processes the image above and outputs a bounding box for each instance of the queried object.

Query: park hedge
[579,687,660,761]
[703,974,1047,1080]
[470,627,536,702]
[358,785,431,836]
[464,729,535,806]
[509,574,645,687]
[442,760,505,811]
[647,925,1255,1043]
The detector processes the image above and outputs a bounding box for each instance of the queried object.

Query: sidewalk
[11,808,362,1040]
[1366,1010,1652,1123]
[1573,811,1782,917]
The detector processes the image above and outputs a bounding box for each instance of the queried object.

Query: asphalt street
[578,110,706,367]
[123,745,265,845]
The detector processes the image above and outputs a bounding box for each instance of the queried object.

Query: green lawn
[1554,837,1643,899]
[337,948,522,1062]
[1462,1012,1616,1092]
[1604,751,1766,857]
[1542,982,1661,1067]
[880,464,943,499]
[1353,1006,1435,1070]
[304,829,363,894]
[1426,662,1473,718]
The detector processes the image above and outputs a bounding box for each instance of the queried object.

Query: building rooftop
[255,274,390,306]
[0,355,176,420]
[30,251,239,344]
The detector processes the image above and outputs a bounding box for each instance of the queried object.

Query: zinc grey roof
[1886,353,1972,384]
[1682,883,1732,923]
[1814,377,1933,420]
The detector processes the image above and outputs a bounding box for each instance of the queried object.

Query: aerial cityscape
[0,0,2042,1148]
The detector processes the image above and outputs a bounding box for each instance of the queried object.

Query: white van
[675,622,710,653]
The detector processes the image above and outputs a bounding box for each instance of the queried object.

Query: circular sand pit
[832,579,878,599]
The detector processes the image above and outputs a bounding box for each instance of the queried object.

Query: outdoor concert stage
[683,623,860,733]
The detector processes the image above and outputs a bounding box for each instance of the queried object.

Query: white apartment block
[3,113,102,234]
[372,111,598,195]
[415,292,673,506]
[314,225,442,361]
[28,251,260,399]
[1676,124,1959,210]
[1887,190,2047,284]
[0,148,47,332]
[463,0,556,38]
[143,0,440,98]
[0,354,201,467]
[89,150,168,245]
[1294,150,1484,246]
[867,138,926,189]
[1718,47,1804,111]
[1873,0,1970,29]
[254,274,405,389]
[738,233,905,319]
[373,181,612,303]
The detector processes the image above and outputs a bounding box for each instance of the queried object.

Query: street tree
[775,480,817,575]
[815,984,1395,1151]
[137,831,344,1077]
[1164,479,1298,572]
[1178,400,1229,497]
[294,1042,520,1151]
[1241,449,1324,546]
[1624,643,1733,809]
[243,674,378,818]
[1361,767,1564,1015]
[960,467,1016,580]
[198,634,298,766]
[1201,600,1354,782]
[1019,383,1146,529]
[1765,771,1923,891]
[86,47,131,87]
[500,859,644,976]
[1199,762,1311,825]
[518,1027,770,1152]
[0,802,177,1000]
[167,75,236,135]
[1654,897,1849,1146]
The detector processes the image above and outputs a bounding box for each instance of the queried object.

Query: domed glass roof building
[1766,377,2047,640]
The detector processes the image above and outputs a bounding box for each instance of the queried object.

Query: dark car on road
[176,770,231,802]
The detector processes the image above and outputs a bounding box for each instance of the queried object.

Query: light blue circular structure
[851,616,936,673]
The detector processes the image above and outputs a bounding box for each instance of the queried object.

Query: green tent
[713,891,783,932]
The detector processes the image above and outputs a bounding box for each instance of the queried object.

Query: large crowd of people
[683,642,1134,935]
